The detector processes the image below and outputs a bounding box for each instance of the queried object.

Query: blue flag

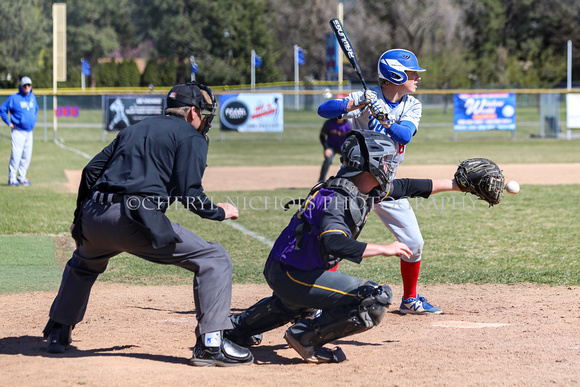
[297,47,305,65]
[81,59,91,76]
[191,61,199,74]
[254,54,263,68]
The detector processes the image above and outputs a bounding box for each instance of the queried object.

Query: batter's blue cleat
[18,178,31,186]
[399,294,442,314]
[8,179,19,186]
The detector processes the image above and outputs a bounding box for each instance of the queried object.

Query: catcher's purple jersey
[267,187,357,271]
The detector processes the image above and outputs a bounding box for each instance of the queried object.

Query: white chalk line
[54,138,93,159]
[224,220,275,247]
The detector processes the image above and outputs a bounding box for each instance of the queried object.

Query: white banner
[566,94,580,128]
[219,93,283,132]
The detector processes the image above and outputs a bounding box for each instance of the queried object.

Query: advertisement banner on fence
[105,95,166,131]
[219,93,283,132]
[453,93,516,131]
[566,93,580,128]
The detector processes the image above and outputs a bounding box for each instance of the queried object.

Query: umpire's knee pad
[357,280,393,328]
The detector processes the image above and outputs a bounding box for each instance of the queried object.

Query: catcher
[225,130,504,364]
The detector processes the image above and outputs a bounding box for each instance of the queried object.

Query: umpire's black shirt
[75,114,224,248]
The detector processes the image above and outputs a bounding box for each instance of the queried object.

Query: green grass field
[0,105,578,294]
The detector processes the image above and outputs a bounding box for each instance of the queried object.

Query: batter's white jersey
[341,86,425,262]
[341,86,422,169]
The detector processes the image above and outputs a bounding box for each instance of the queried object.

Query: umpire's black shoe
[190,337,254,367]
[42,319,73,353]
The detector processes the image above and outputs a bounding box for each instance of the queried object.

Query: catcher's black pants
[48,196,234,337]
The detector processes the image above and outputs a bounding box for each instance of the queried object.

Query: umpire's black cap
[166,82,215,111]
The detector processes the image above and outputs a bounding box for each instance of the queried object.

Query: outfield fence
[1,84,578,143]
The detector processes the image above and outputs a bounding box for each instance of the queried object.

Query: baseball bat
[329,18,367,90]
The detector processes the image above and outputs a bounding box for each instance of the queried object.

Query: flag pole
[294,45,299,111]
[251,50,256,89]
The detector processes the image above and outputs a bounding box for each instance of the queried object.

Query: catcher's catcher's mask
[338,130,397,191]
[167,81,216,136]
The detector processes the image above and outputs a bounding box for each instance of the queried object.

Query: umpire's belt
[91,191,124,205]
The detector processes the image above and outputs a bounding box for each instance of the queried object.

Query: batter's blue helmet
[377,49,425,85]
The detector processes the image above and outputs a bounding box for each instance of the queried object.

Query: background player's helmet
[339,130,397,191]
[377,49,425,85]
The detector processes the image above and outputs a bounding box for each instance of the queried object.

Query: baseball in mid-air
[506,181,520,194]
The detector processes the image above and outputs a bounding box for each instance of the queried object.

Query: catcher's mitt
[454,158,505,206]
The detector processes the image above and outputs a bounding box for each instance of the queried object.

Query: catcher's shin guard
[289,282,392,348]
[225,295,305,346]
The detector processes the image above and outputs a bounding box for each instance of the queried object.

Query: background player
[0,76,38,186]
[225,130,465,363]
[318,116,352,183]
[317,49,439,314]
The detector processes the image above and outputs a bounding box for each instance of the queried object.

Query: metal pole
[81,59,85,90]
[567,40,572,91]
[251,50,256,89]
[43,95,47,142]
[294,45,299,111]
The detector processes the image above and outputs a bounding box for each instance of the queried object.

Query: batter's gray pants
[48,198,234,337]
[373,198,424,263]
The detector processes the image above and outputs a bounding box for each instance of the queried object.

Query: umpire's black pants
[48,197,233,337]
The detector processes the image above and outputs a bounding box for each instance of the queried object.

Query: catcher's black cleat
[284,330,346,364]
[43,319,73,353]
[190,337,254,367]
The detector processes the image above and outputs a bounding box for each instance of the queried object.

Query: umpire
[43,82,253,367]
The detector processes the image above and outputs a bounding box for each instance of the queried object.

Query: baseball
[506,181,520,194]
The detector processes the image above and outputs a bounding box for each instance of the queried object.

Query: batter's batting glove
[364,90,387,120]
[364,89,378,105]
[370,99,388,121]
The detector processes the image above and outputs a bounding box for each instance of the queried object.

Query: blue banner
[325,33,339,81]
[254,54,262,68]
[453,93,516,131]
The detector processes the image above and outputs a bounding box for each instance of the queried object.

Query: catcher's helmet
[339,130,397,191]
[377,49,425,85]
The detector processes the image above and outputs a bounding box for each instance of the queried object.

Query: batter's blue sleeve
[387,120,416,145]
[318,99,349,119]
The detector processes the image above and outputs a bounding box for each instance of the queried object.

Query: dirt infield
[2,164,576,385]
[1,283,579,386]
[200,163,580,191]
[64,163,580,193]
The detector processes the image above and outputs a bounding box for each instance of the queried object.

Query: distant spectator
[318,117,352,183]
[0,76,39,186]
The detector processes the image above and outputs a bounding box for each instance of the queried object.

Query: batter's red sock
[400,259,421,300]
